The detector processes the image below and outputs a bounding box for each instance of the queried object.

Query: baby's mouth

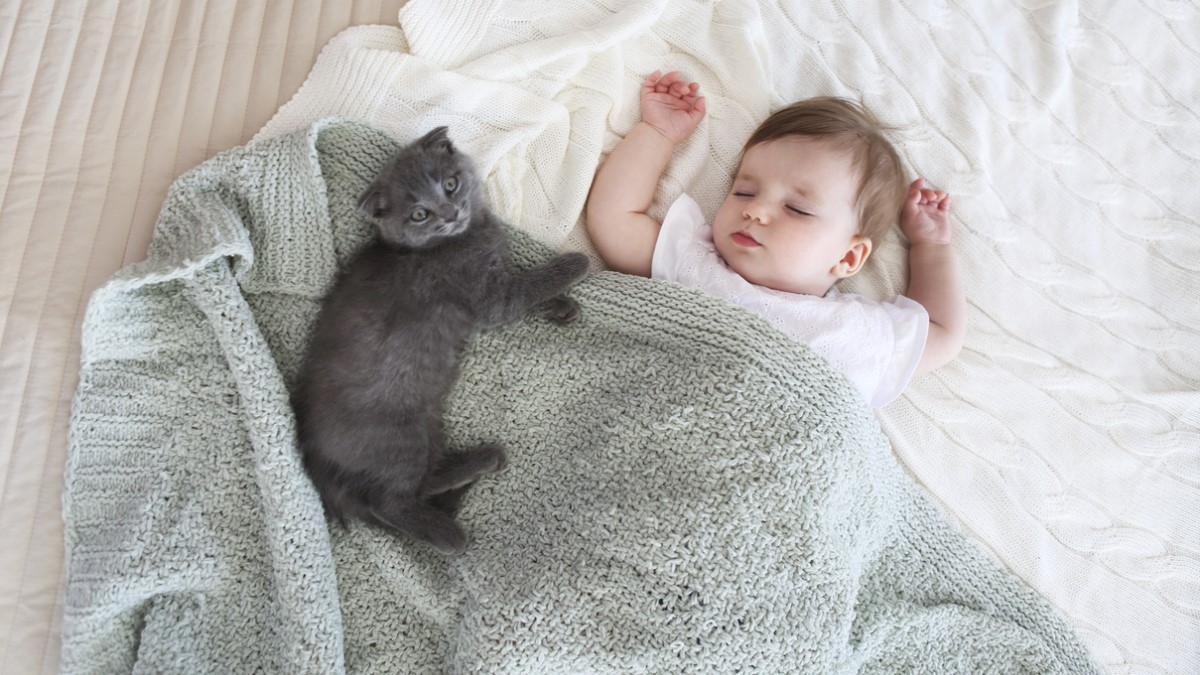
[731,230,761,247]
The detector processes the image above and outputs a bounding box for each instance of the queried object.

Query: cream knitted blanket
[254,3,1200,672]
[63,120,1097,672]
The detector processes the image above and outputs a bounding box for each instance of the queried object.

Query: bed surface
[0,2,407,672]
[3,0,1198,673]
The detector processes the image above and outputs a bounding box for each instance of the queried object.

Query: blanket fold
[64,121,1097,673]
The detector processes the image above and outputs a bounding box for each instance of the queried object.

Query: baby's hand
[901,178,952,245]
[641,70,706,144]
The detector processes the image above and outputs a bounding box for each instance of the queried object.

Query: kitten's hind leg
[368,498,468,555]
[534,295,581,324]
[422,444,507,497]
[428,483,473,514]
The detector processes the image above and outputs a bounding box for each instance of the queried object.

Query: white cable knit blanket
[253,2,1200,672]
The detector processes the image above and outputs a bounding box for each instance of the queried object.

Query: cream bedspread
[0,2,407,672]
[2,0,1197,672]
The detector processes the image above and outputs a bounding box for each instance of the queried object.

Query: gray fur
[292,127,588,555]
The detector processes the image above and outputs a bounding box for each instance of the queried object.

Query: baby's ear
[833,235,873,278]
[357,184,390,219]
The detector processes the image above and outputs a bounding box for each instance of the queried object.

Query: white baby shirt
[651,194,929,408]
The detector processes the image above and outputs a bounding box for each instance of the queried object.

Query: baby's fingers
[655,70,683,93]
[642,70,663,95]
[906,179,926,209]
[911,178,949,208]
[922,189,950,210]
[671,80,698,98]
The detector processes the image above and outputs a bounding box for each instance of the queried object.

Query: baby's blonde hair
[743,97,907,243]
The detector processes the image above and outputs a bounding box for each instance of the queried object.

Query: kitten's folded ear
[419,126,454,154]
[357,183,389,218]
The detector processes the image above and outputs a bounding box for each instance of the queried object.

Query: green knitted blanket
[64,121,1097,674]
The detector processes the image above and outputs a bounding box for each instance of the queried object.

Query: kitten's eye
[443,176,459,193]
[412,208,429,222]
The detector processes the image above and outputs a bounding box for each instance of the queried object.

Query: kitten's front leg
[485,252,589,326]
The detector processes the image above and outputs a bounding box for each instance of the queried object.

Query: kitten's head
[357,127,484,249]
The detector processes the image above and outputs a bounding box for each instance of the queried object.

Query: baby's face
[712,136,864,296]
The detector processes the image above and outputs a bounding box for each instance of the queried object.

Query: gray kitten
[292,127,588,555]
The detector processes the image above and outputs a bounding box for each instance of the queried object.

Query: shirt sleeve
[870,295,930,407]
[651,194,706,282]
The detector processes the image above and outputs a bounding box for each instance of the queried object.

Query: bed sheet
[4,0,1198,672]
[0,1,407,672]
[254,1,1200,672]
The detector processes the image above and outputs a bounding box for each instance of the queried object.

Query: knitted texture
[64,121,1097,673]
[253,4,1200,671]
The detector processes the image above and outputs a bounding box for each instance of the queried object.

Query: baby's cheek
[711,206,738,238]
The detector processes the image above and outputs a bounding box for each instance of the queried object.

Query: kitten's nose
[437,205,459,222]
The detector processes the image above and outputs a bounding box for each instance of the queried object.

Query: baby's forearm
[585,123,679,275]
[907,241,966,374]
[592,122,677,213]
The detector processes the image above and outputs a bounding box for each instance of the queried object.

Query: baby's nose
[743,201,770,224]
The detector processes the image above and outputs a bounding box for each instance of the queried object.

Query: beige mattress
[0,1,406,672]
[4,0,1199,672]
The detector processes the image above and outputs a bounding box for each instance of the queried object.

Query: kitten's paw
[489,446,508,474]
[461,443,507,476]
[428,484,472,514]
[535,295,581,324]
[548,252,590,283]
[431,528,467,556]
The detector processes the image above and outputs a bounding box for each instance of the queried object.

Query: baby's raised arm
[902,178,966,375]
[585,71,706,276]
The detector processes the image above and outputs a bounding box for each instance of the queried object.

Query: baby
[585,71,965,407]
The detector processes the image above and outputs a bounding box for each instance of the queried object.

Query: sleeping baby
[585,70,966,407]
